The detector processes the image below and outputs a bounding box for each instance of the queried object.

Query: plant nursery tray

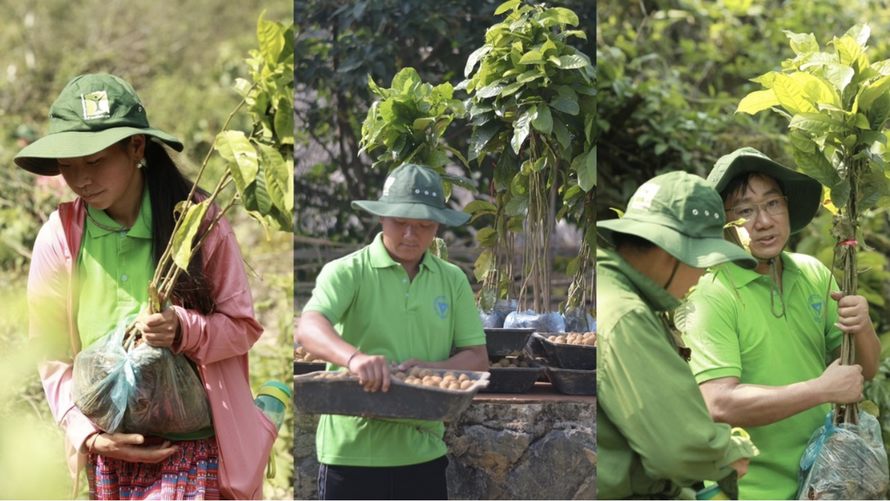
[535,333,596,370]
[293,369,490,421]
[545,366,596,396]
[483,328,536,357]
[481,361,546,394]
[293,361,327,375]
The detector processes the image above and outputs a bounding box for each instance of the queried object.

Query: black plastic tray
[545,366,596,396]
[535,333,596,370]
[294,361,327,375]
[483,328,536,357]
[481,359,545,394]
[294,369,490,421]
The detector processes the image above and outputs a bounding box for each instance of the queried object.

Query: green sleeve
[303,258,358,327]
[685,275,743,383]
[452,272,485,348]
[599,305,746,486]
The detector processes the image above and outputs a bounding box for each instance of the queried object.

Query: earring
[137,158,147,169]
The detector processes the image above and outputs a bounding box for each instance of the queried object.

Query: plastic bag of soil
[796,409,890,500]
[563,307,596,332]
[72,315,212,435]
[503,310,566,333]
[479,299,518,329]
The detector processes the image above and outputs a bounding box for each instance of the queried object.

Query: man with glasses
[683,147,881,500]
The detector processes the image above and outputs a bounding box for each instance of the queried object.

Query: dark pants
[317,455,449,500]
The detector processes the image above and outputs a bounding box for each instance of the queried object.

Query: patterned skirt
[86,436,220,500]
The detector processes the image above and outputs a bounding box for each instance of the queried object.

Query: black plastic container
[545,366,596,396]
[294,361,327,375]
[483,328,536,357]
[481,358,545,394]
[535,333,596,370]
[293,369,490,421]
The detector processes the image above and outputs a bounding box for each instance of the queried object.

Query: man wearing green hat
[683,147,880,500]
[597,170,759,500]
[296,163,487,500]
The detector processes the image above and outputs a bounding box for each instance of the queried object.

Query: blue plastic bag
[504,310,566,333]
[563,307,595,332]
[479,299,518,329]
[72,315,212,435]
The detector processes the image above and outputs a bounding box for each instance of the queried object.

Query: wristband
[345,349,361,370]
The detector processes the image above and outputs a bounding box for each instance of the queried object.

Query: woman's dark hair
[721,171,786,203]
[137,138,216,314]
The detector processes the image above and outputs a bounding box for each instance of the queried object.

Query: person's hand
[347,352,391,392]
[814,358,864,404]
[393,358,424,372]
[728,457,749,479]
[88,432,179,463]
[136,307,181,348]
[831,291,871,335]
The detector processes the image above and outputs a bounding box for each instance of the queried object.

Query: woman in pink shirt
[15,73,276,500]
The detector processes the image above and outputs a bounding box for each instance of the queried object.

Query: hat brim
[598,217,758,270]
[14,127,184,176]
[710,155,822,234]
[352,200,471,226]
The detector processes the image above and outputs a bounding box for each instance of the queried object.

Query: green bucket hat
[14,73,183,176]
[709,147,822,234]
[352,164,471,226]
[598,171,757,270]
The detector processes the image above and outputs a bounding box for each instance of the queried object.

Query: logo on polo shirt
[433,295,449,319]
[808,293,823,323]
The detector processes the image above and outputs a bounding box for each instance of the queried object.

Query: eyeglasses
[726,196,788,222]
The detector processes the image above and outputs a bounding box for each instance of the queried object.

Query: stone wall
[294,398,596,499]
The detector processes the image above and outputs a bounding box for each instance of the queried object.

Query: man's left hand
[832,291,871,335]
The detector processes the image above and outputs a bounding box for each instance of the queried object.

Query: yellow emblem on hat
[81,91,111,120]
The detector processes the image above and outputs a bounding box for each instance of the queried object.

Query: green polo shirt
[685,251,844,500]
[597,248,753,499]
[77,190,153,349]
[76,189,214,441]
[304,232,486,467]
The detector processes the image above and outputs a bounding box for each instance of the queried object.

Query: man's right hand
[815,358,864,404]
[348,352,391,393]
[89,433,179,463]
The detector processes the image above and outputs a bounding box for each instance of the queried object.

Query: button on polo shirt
[304,232,486,467]
[76,188,153,349]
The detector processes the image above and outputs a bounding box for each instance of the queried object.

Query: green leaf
[469,121,501,162]
[257,144,290,213]
[465,46,491,77]
[172,200,210,271]
[531,105,553,134]
[500,81,524,98]
[844,24,871,46]
[477,227,498,248]
[440,172,476,192]
[464,200,498,214]
[511,110,531,154]
[858,75,890,112]
[274,96,294,144]
[391,67,421,93]
[257,12,284,67]
[252,165,273,214]
[792,148,841,189]
[773,74,817,115]
[783,30,819,55]
[474,249,494,282]
[558,55,589,70]
[517,69,543,84]
[215,131,258,195]
[854,113,872,129]
[833,36,863,67]
[494,0,520,16]
[476,80,507,99]
[737,90,779,115]
[789,112,849,134]
[575,148,596,192]
[823,63,855,92]
[548,7,580,26]
[790,130,817,153]
[551,95,580,115]
[519,51,545,65]
[505,194,529,216]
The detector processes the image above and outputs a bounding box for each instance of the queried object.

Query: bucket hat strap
[768,257,786,318]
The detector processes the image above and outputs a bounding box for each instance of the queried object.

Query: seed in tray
[548,332,596,346]
[391,369,479,390]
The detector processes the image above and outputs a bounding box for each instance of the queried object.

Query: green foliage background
[0,1,293,498]
[598,0,890,457]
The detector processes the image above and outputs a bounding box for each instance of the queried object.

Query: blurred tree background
[294,0,595,307]
[0,1,293,498]
[597,0,890,451]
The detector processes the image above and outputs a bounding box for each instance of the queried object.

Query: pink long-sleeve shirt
[28,197,276,499]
